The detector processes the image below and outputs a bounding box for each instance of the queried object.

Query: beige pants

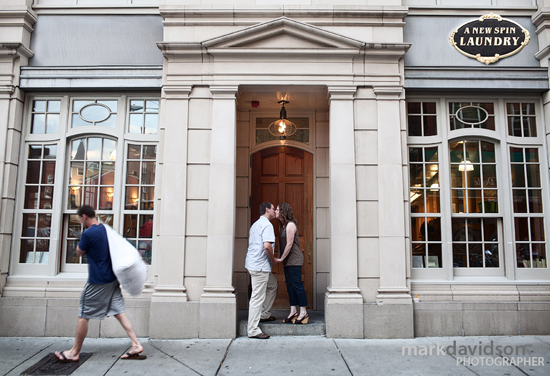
[247,270,277,337]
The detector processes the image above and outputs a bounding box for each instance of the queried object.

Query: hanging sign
[449,13,530,65]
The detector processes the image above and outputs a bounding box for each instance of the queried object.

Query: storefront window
[507,103,536,137]
[449,102,495,131]
[17,95,159,272]
[407,102,437,137]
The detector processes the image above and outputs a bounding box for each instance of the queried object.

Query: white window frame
[407,95,550,282]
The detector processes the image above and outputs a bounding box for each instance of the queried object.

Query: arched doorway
[250,146,314,309]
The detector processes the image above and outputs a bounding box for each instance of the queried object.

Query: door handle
[307,242,312,264]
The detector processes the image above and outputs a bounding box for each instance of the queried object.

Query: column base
[364,302,414,338]
[150,289,198,338]
[199,291,237,338]
[325,290,363,338]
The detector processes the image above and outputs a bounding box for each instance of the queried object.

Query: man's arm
[264,241,278,265]
[76,245,87,257]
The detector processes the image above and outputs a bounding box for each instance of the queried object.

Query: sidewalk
[1,335,549,376]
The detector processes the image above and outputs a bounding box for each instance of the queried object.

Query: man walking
[245,202,279,339]
[54,205,145,362]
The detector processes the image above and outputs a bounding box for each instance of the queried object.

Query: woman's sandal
[282,312,298,323]
[294,313,309,325]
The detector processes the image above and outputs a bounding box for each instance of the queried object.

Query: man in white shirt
[245,201,279,339]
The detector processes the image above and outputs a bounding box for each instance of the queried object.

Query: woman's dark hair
[277,202,296,228]
[77,205,96,218]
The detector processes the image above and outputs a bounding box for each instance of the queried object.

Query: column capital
[327,86,356,100]
[373,86,403,100]
[162,85,192,99]
[210,85,239,99]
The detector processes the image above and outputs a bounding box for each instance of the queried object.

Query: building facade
[0,0,549,339]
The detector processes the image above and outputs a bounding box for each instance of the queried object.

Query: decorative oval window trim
[455,105,489,126]
[79,103,111,123]
[449,13,530,65]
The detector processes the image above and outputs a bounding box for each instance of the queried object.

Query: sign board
[449,13,530,65]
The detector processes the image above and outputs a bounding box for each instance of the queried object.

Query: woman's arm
[277,222,296,262]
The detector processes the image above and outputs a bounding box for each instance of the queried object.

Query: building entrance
[251,146,314,309]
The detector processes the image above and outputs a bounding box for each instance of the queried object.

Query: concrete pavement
[1,335,549,375]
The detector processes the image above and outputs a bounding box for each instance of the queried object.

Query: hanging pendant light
[268,100,297,140]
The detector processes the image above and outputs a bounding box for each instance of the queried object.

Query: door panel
[251,147,313,309]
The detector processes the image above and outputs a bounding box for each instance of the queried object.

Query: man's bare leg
[55,317,88,361]
[115,313,143,357]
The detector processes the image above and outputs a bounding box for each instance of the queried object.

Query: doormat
[21,353,92,375]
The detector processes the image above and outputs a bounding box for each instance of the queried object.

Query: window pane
[411,217,424,241]
[449,142,463,163]
[409,148,422,162]
[524,117,537,137]
[485,244,499,268]
[467,218,482,241]
[124,214,138,238]
[129,113,142,134]
[37,214,51,237]
[29,145,42,159]
[427,244,442,268]
[47,100,60,112]
[484,218,498,240]
[138,240,152,265]
[46,114,59,134]
[425,189,440,213]
[143,145,156,159]
[139,215,154,238]
[67,186,81,209]
[142,161,156,185]
[101,162,115,185]
[44,145,57,159]
[130,100,144,112]
[516,243,530,267]
[144,113,158,134]
[482,165,497,187]
[453,244,467,267]
[528,190,543,213]
[426,217,441,241]
[467,189,482,213]
[26,161,41,184]
[127,161,140,184]
[128,144,141,159]
[85,162,100,185]
[71,139,86,160]
[24,186,39,209]
[526,165,541,187]
[408,116,421,136]
[514,217,529,241]
[99,187,114,210]
[532,244,546,268]
[508,116,522,136]
[530,218,545,241]
[33,100,46,112]
[40,186,54,209]
[510,165,525,187]
[66,239,80,264]
[87,138,102,160]
[469,244,483,267]
[451,189,464,213]
[20,239,35,263]
[83,186,98,207]
[31,114,45,134]
[407,102,421,113]
[513,189,527,213]
[125,187,139,210]
[525,148,538,163]
[70,161,84,186]
[425,148,438,162]
[410,164,423,186]
[482,190,498,213]
[465,141,480,163]
[22,213,36,237]
[140,187,155,210]
[410,189,424,213]
[146,100,159,112]
[103,139,117,161]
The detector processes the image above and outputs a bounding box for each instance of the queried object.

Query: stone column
[368,86,413,338]
[199,86,238,338]
[149,85,197,338]
[325,86,364,338]
[0,4,36,293]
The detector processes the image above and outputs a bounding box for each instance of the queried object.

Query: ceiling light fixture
[268,100,297,140]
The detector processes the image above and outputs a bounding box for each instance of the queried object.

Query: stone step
[238,310,326,337]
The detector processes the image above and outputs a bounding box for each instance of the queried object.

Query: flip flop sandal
[121,352,147,360]
[54,351,79,363]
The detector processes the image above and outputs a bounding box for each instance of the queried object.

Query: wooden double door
[251,147,313,309]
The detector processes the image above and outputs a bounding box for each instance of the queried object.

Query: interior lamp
[458,160,474,172]
[268,100,297,140]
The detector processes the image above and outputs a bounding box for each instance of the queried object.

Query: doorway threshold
[238,310,325,337]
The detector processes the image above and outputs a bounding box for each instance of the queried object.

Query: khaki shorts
[79,280,125,319]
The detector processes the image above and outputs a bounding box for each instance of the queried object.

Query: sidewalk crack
[148,342,203,376]
[214,338,234,376]
[332,339,354,376]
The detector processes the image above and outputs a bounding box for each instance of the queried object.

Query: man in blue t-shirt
[54,205,145,363]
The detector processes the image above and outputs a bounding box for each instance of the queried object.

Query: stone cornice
[532,7,550,28]
[0,7,38,33]
[0,43,33,59]
[160,6,408,27]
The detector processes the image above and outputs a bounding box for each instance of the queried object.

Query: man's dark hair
[259,201,273,215]
[77,205,96,218]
